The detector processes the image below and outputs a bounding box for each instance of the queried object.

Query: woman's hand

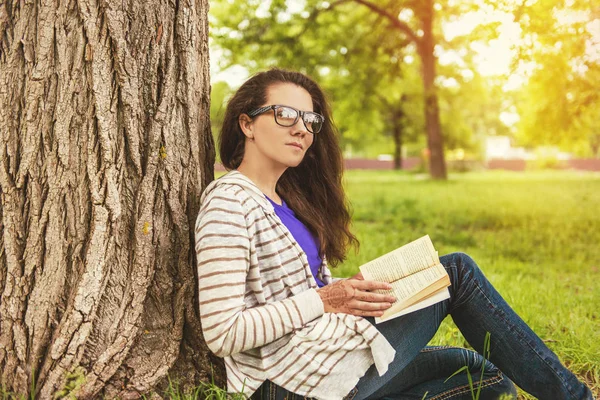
[316,274,396,317]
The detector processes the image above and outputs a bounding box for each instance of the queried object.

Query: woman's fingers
[316,279,396,314]
[350,280,396,303]
[348,308,386,317]
[354,290,396,304]
[352,279,392,292]
[348,299,393,311]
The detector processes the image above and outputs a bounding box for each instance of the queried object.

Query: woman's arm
[196,193,324,357]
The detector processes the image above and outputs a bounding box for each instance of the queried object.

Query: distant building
[485,136,574,162]
[485,136,533,160]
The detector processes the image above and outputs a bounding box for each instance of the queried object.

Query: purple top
[265,195,325,287]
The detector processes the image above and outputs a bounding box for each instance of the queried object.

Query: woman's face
[240,83,315,170]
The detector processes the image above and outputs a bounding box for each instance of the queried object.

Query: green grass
[5,170,598,399]
[204,169,600,399]
[336,169,600,398]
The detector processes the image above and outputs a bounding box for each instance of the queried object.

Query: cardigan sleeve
[195,190,324,357]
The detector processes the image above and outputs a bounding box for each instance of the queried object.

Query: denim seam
[428,370,505,400]
[471,279,579,399]
[420,346,456,352]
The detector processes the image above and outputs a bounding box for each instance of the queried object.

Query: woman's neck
[236,161,285,203]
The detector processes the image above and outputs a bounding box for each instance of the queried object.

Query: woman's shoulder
[196,183,270,238]
[200,183,269,223]
[202,183,250,206]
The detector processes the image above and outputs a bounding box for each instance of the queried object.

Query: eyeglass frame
[247,105,325,134]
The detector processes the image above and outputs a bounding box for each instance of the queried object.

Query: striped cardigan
[195,171,395,399]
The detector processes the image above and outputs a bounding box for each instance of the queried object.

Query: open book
[359,235,451,323]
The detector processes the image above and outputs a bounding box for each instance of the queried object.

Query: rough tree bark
[0,0,220,398]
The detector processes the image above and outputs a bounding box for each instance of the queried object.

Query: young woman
[195,69,593,400]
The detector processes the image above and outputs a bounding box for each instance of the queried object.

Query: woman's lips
[286,143,303,150]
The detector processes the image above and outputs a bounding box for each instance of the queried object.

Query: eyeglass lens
[275,106,323,133]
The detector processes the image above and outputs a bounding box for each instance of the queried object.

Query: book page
[357,234,451,323]
[382,268,450,318]
[360,235,439,283]
[388,263,447,301]
[375,288,450,323]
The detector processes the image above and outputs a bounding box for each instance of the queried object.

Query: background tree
[509,0,600,157]
[350,0,448,178]
[0,0,219,398]
[212,0,451,177]
[319,14,424,169]
[211,0,511,177]
[210,2,421,162]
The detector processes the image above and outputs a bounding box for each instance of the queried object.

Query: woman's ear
[238,114,255,140]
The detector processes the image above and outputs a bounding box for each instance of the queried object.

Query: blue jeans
[354,252,594,400]
[251,252,594,400]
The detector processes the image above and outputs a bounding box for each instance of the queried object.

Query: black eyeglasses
[247,105,325,134]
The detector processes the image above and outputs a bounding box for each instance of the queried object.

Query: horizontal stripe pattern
[196,173,395,400]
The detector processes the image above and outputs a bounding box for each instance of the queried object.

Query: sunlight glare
[443,10,521,78]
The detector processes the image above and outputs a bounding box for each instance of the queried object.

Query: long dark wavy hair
[219,68,359,267]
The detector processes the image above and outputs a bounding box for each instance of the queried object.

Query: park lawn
[26,170,594,400]
[335,169,600,398]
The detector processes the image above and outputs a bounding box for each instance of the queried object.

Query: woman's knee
[458,348,518,399]
[441,252,480,276]
[455,371,517,400]
[440,252,489,304]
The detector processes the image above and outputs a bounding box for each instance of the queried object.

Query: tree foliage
[511,0,600,156]
[210,0,513,169]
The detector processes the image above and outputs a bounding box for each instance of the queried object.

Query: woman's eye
[277,108,296,119]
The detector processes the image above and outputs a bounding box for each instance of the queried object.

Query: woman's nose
[292,118,308,135]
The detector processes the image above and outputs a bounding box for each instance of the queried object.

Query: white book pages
[375,288,451,323]
[360,235,439,283]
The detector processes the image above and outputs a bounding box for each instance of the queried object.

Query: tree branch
[350,0,421,46]
[295,0,352,38]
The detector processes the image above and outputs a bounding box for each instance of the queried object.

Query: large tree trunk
[418,0,447,180]
[0,0,219,398]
